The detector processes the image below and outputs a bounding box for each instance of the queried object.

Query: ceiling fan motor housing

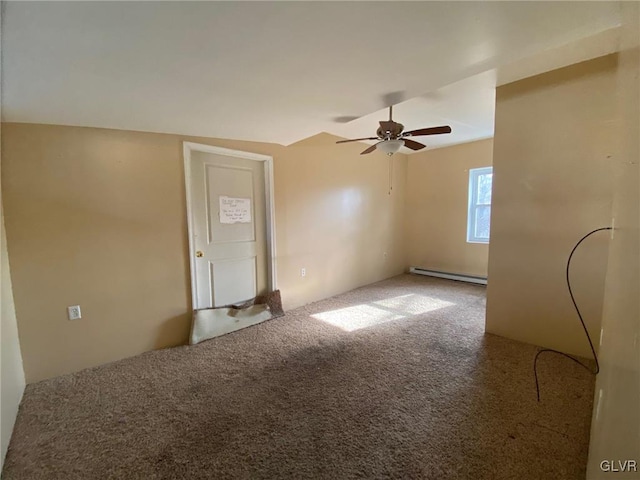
[377,121,404,139]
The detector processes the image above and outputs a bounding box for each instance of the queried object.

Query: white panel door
[189,149,268,309]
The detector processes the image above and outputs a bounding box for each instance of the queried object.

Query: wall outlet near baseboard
[67,305,82,320]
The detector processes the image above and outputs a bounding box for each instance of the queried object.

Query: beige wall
[405,139,493,277]
[1,124,407,382]
[587,3,639,477]
[486,54,618,357]
[275,134,407,307]
[1,210,26,469]
[0,5,26,465]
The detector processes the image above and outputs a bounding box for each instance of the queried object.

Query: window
[467,167,493,243]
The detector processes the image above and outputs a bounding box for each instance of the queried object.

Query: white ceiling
[1,2,622,151]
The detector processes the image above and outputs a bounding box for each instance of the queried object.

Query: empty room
[1,2,638,479]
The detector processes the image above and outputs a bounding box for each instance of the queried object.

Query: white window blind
[467,167,493,243]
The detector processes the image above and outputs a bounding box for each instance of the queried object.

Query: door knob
[196,251,204,258]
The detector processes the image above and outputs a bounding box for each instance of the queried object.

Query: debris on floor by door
[189,290,284,345]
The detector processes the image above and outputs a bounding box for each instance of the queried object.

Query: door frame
[183,141,277,308]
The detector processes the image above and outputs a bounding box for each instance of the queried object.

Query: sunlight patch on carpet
[373,294,455,315]
[312,294,456,332]
[312,305,405,331]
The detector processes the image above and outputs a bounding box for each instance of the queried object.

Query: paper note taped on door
[219,196,252,224]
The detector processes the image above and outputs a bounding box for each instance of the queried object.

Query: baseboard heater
[409,267,487,286]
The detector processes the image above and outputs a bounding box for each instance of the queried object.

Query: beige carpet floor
[2,274,595,479]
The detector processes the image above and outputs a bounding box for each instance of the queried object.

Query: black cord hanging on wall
[533,226,612,402]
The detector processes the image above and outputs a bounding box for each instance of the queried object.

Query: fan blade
[360,143,380,155]
[381,91,406,109]
[333,115,360,124]
[336,137,379,144]
[404,125,452,137]
[403,139,426,151]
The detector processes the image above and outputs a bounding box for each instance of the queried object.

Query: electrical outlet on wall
[67,305,82,320]
[301,268,306,278]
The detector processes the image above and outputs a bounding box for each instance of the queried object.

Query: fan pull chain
[388,157,393,195]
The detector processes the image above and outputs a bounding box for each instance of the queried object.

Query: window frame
[467,166,493,244]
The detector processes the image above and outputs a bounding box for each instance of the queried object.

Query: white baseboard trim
[410,267,487,285]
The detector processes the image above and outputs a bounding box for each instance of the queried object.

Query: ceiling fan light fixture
[377,139,404,156]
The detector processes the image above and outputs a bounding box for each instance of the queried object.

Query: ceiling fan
[336,106,452,155]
